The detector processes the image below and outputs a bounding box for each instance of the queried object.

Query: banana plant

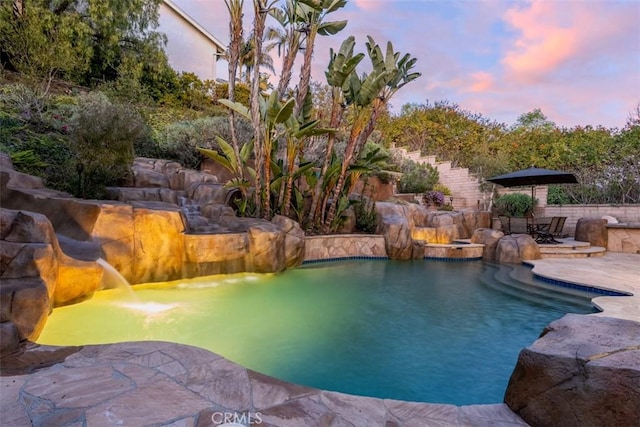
[279,91,335,217]
[306,35,364,230]
[322,36,420,232]
[218,92,296,219]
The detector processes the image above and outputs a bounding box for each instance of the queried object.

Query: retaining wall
[543,205,640,235]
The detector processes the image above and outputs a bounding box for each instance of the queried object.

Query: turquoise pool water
[37,260,596,405]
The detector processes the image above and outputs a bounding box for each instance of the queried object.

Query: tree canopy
[1,0,168,92]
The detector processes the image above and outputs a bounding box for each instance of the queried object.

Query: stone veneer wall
[606,224,640,254]
[304,235,388,262]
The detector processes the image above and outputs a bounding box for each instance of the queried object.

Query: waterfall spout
[96,258,137,300]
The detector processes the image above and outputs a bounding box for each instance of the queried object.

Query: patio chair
[548,216,567,238]
[509,217,529,234]
[531,216,566,244]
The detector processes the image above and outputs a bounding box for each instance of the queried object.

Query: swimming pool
[37,259,597,405]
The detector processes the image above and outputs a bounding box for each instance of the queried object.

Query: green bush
[0,84,48,130]
[68,92,147,199]
[155,116,253,169]
[432,182,452,196]
[547,185,571,205]
[354,197,378,233]
[397,160,439,193]
[0,101,77,194]
[494,193,537,217]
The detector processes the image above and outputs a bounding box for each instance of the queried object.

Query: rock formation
[495,234,541,263]
[375,202,492,259]
[575,217,608,248]
[1,208,103,351]
[470,228,505,261]
[505,314,640,426]
[0,155,306,350]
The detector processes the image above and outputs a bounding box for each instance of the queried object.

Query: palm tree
[223,0,244,180]
[239,33,276,85]
[266,0,303,98]
[293,0,347,117]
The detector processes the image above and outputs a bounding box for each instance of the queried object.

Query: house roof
[162,0,226,54]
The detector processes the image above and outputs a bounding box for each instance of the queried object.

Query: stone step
[538,238,591,250]
[539,246,606,259]
[480,264,595,310]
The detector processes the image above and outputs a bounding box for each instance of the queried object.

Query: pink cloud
[501,1,638,83]
[353,0,383,12]
[502,1,580,81]
[468,72,495,93]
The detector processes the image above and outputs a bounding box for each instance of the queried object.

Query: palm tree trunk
[250,0,268,217]
[225,0,244,180]
[277,43,297,98]
[294,30,317,117]
[306,91,344,230]
[282,151,296,217]
[322,111,371,232]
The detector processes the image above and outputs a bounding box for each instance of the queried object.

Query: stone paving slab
[528,252,640,322]
[1,342,529,426]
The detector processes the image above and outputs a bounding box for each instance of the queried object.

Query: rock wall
[505,314,640,426]
[1,209,103,352]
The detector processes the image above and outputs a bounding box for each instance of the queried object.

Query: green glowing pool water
[38,260,596,405]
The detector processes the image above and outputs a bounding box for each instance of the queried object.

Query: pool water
[37,260,596,405]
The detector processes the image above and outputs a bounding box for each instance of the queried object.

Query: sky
[166,0,640,129]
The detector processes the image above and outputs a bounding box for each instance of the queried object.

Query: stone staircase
[538,238,606,258]
[394,147,487,209]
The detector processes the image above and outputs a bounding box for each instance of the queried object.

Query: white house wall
[158,2,223,82]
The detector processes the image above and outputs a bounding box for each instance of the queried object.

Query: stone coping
[0,342,528,426]
[527,253,640,322]
[606,223,640,229]
[424,243,484,248]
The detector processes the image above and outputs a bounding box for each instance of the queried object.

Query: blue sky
[167,0,640,129]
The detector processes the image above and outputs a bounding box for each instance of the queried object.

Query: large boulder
[0,278,50,342]
[132,165,170,188]
[470,228,505,261]
[575,217,608,247]
[505,314,640,426]
[271,215,305,269]
[375,203,414,259]
[459,209,492,236]
[495,234,541,263]
[247,221,286,273]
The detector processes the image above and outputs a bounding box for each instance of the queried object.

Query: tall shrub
[69,92,147,199]
[494,193,536,217]
[397,160,439,193]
